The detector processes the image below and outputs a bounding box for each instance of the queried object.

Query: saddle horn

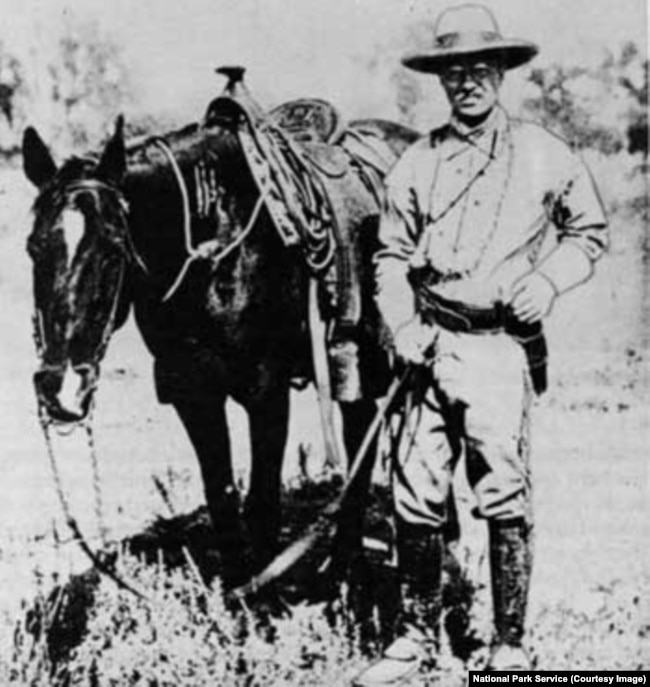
[216,66,246,93]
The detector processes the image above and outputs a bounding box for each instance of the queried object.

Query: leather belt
[417,289,548,395]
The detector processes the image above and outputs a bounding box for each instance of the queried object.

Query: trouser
[392,327,534,528]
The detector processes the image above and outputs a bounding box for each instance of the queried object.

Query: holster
[416,289,548,395]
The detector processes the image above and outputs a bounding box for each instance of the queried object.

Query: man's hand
[393,318,437,366]
[508,271,558,323]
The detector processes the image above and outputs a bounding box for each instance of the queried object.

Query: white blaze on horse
[22,71,419,590]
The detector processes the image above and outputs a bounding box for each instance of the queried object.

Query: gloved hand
[508,271,558,323]
[392,317,438,366]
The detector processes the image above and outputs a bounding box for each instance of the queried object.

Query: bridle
[32,178,130,395]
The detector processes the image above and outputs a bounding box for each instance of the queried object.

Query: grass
[2,549,369,686]
[0,301,646,684]
[0,500,647,687]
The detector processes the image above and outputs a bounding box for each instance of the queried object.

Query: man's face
[439,58,503,120]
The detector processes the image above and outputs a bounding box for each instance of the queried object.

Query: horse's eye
[27,226,67,261]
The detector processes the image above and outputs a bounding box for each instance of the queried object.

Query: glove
[392,317,438,366]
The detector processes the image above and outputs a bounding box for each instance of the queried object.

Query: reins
[33,181,150,601]
[32,134,266,602]
[30,134,267,603]
[33,124,399,606]
[37,404,149,601]
[150,136,266,303]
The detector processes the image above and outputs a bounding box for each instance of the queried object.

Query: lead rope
[151,137,266,303]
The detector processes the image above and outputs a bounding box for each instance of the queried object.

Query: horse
[22,86,419,590]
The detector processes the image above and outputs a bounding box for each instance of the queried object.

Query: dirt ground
[0,163,647,671]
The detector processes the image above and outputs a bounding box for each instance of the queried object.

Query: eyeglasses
[440,65,499,88]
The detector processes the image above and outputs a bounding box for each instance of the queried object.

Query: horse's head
[23,117,130,424]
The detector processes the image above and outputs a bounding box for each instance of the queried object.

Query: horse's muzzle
[34,364,98,423]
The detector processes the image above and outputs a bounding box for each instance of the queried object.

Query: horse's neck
[122,133,213,271]
[122,129,303,320]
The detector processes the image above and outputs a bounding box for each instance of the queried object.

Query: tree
[522,42,648,159]
[0,44,28,157]
[45,17,133,150]
[617,44,648,159]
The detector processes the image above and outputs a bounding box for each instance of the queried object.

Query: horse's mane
[125,122,200,157]
[124,121,239,183]
[33,119,243,215]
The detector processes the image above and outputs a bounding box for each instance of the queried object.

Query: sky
[2,0,648,130]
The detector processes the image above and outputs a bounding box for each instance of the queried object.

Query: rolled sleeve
[538,152,609,294]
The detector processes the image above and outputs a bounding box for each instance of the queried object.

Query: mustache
[453,87,487,100]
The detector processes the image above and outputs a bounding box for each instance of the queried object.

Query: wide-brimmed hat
[402,4,538,74]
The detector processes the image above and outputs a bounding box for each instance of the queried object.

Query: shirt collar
[442,105,509,160]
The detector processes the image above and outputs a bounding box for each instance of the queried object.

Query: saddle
[267,99,401,180]
[269,98,344,145]
[204,67,398,399]
[268,99,349,179]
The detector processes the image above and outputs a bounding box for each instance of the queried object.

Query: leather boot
[352,522,443,686]
[487,518,533,671]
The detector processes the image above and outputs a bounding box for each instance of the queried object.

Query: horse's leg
[173,396,247,588]
[244,383,290,572]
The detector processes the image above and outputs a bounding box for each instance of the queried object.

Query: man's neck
[454,109,494,129]
[450,104,503,142]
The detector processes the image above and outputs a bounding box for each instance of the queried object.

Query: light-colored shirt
[375,105,608,336]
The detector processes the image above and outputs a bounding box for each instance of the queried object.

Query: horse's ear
[22,127,57,188]
[97,115,126,185]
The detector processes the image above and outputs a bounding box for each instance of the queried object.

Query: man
[353,4,608,684]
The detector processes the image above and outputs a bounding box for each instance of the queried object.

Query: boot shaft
[488,517,533,647]
[395,521,444,642]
